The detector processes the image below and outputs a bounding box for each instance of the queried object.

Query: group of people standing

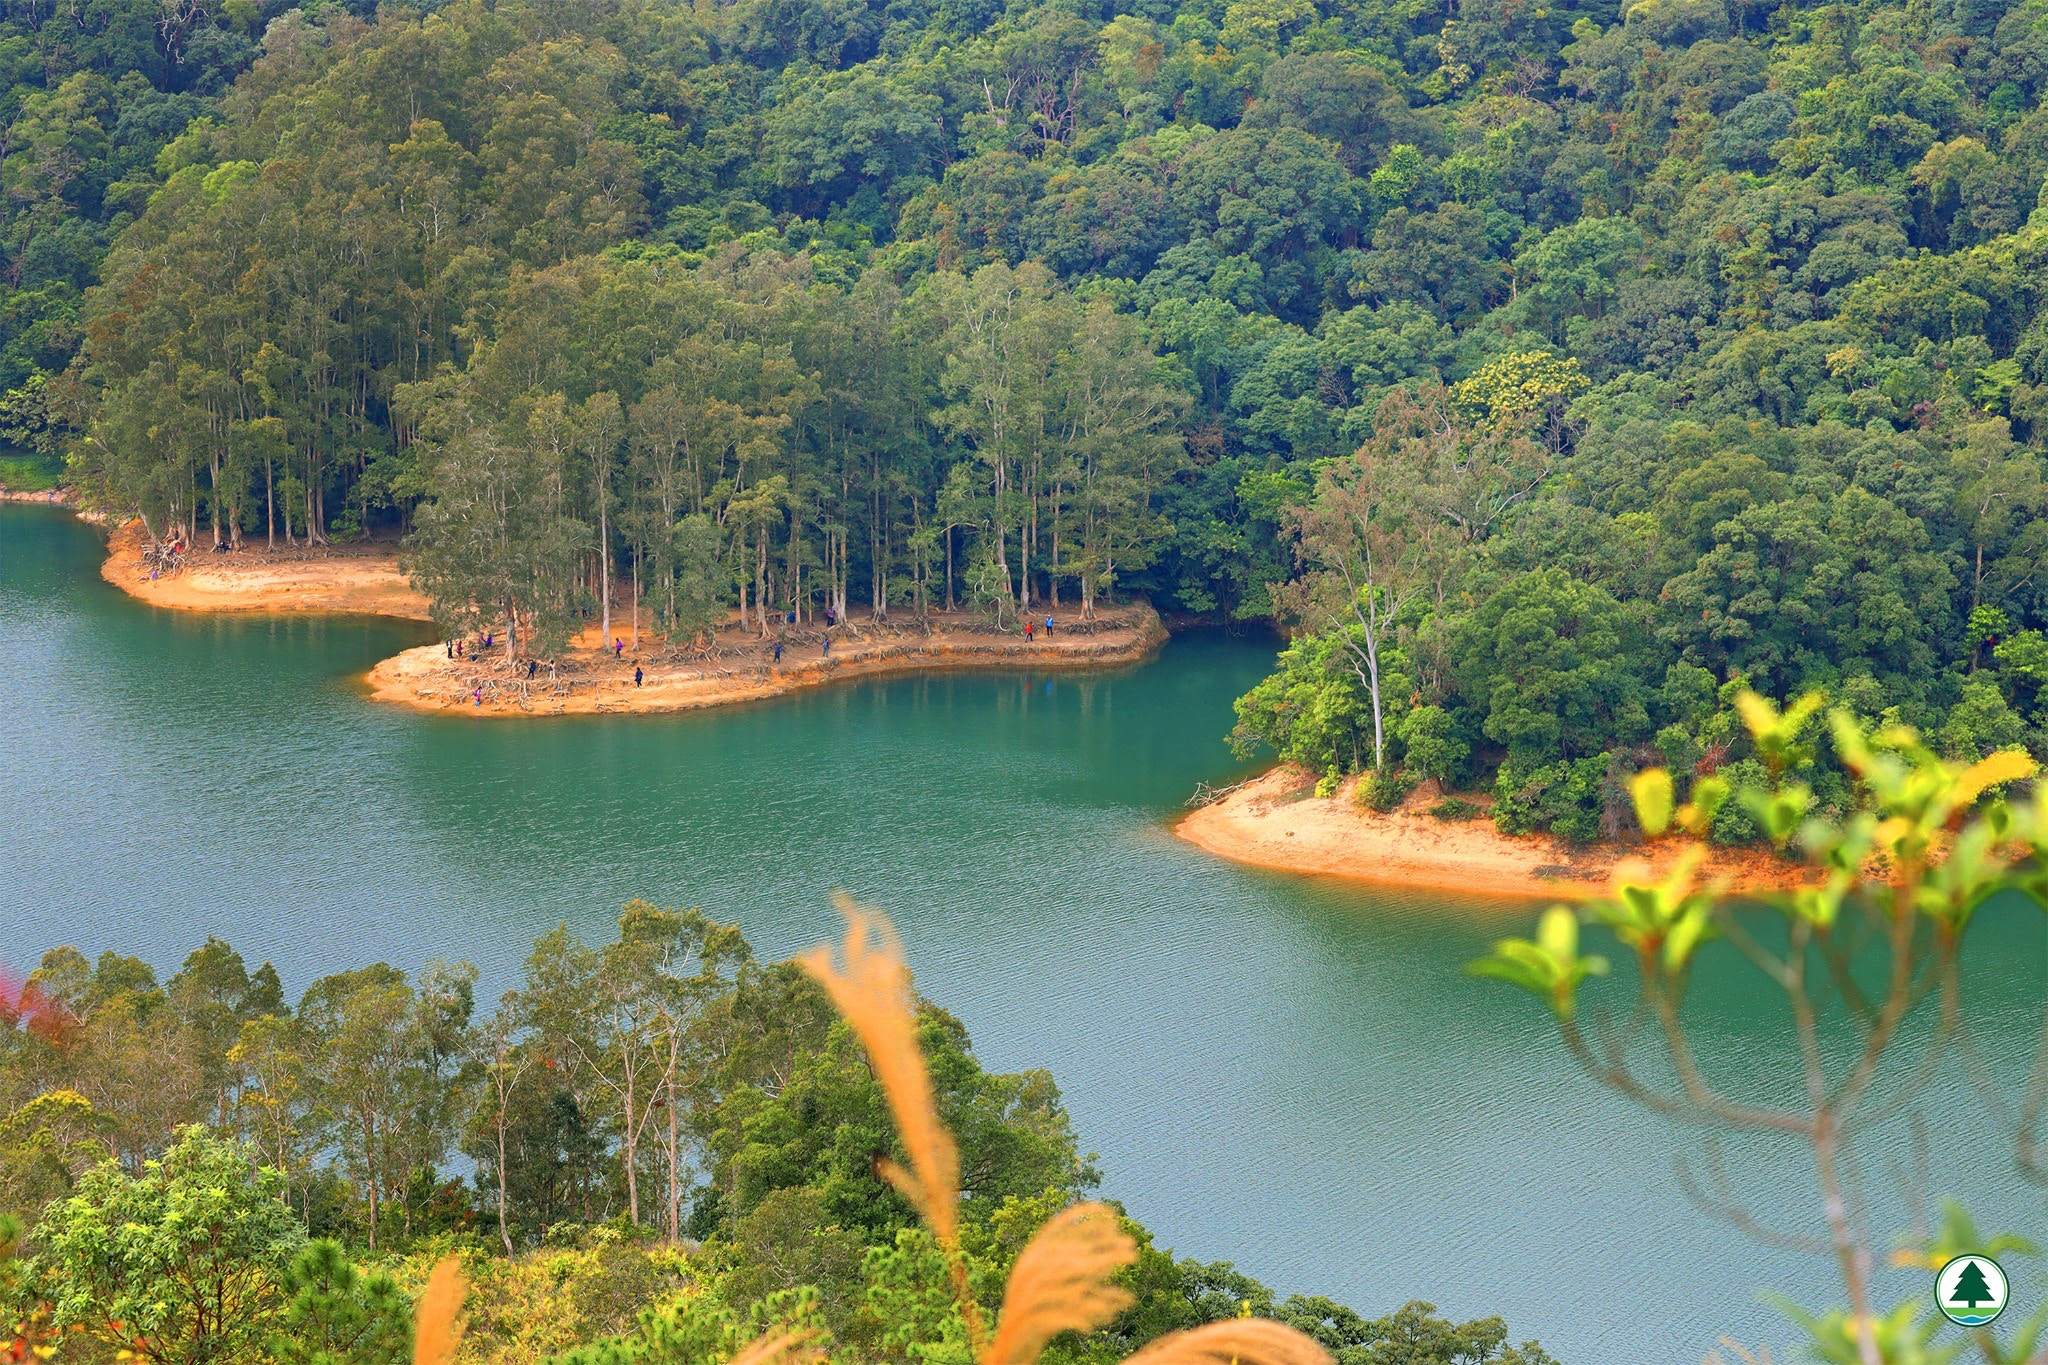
[764,608,839,665]
[445,607,1064,711]
[444,631,495,660]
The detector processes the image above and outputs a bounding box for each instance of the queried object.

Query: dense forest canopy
[4,0,2048,799]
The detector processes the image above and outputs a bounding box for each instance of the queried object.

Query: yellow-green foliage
[381,1236,702,1365]
[1449,353,1587,426]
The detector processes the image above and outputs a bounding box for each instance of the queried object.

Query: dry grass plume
[786,898,1334,1365]
[1124,1320,1335,1365]
[728,1324,830,1365]
[413,1255,468,1365]
[987,1201,1137,1365]
[797,894,962,1247]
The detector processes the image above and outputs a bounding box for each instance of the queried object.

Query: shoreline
[0,487,70,505]
[1174,767,1815,901]
[61,508,1167,717]
[364,607,1168,717]
[96,519,435,620]
[41,499,1806,885]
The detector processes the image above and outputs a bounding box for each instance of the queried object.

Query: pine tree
[1951,1261,1995,1308]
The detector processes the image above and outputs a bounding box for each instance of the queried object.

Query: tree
[1228,631,1376,776]
[1453,568,1649,769]
[584,391,626,646]
[464,998,535,1257]
[1053,300,1189,616]
[519,903,748,1236]
[924,262,1067,620]
[698,999,1095,1245]
[226,1013,319,1217]
[297,962,473,1251]
[32,1126,305,1364]
[269,1239,413,1365]
[400,387,592,664]
[1949,1260,1995,1309]
[1278,438,1448,771]
[1396,705,1467,786]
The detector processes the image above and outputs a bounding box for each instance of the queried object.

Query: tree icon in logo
[1936,1255,2009,1328]
[1950,1261,1995,1309]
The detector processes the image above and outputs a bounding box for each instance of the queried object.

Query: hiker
[446,642,453,659]
[613,637,624,659]
[822,636,832,657]
[472,687,482,707]
[1044,615,1054,636]
[456,639,465,658]
[787,609,796,625]
[773,640,784,664]
[825,606,836,627]
[1025,622,1034,642]
[634,666,643,687]
[527,659,538,680]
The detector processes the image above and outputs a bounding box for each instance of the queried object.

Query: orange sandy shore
[1175,767,1815,901]
[365,607,1168,717]
[97,519,434,620]
[82,515,1168,717]
[58,505,1816,888]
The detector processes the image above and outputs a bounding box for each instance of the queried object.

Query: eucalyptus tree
[296,961,475,1250]
[464,996,536,1256]
[923,262,1070,619]
[398,380,592,663]
[581,391,626,646]
[227,1012,321,1222]
[1054,299,1191,616]
[517,903,750,1236]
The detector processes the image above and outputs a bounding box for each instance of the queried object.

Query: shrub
[1492,754,1611,842]
[1429,797,1482,821]
[1359,768,1416,811]
[33,1127,306,1363]
[1707,758,1770,844]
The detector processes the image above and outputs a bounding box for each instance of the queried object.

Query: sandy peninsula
[98,520,434,620]
[1176,767,1813,900]
[81,515,1168,716]
[365,606,1167,716]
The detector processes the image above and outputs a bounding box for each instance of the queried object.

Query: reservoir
[1,501,2040,1361]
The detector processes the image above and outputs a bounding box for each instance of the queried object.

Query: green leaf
[1467,907,1608,1020]
[1662,903,1715,972]
[1629,768,1674,838]
[1676,776,1729,835]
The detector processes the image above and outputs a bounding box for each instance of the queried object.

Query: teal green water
[2,502,2042,1360]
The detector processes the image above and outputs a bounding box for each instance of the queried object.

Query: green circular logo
[1936,1254,2009,1328]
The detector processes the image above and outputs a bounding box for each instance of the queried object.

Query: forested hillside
[9,0,2048,807]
